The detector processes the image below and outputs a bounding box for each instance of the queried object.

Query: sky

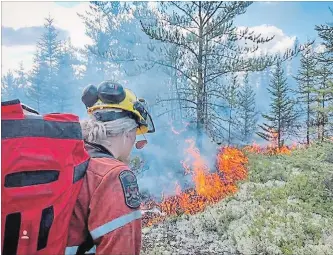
[1,1,332,75]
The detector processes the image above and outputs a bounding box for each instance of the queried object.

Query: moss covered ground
[141,142,333,255]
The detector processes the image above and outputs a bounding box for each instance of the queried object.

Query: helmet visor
[134,100,155,133]
[145,111,155,133]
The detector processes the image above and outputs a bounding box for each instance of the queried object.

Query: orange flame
[141,127,311,227]
[243,129,303,155]
[142,139,248,227]
[243,143,296,155]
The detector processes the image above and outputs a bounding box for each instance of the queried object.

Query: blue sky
[237,2,332,43]
[2,1,332,74]
[53,1,332,42]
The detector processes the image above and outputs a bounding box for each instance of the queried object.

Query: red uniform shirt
[66,144,142,255]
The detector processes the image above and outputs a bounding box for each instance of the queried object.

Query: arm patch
[119,170,141,209]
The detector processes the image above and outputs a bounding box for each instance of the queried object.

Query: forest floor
[141,141,333,255]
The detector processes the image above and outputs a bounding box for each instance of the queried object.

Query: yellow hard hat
[81,81,155,135]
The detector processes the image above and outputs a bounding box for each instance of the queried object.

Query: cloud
[1,3,297,82]
[2,2,92,73]
[2,26,69,47]
[314,44,326,53]
[2,1,92,48]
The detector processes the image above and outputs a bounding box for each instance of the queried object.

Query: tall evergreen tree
[38,16,61,111]
[78,2,124,83]
[314,8,333,139]
[140,1,308,146]
[56,40,80,112]
[257,59,297,148]
[87,2,153,65]
[27,51,48,111]
[27,17,60,112]
[14,62,28,103]
[27,16,62,112]
[157,44,188,122]
[226,74,239,145]
[293,43,317,144]
[313,64,333,140]
[236,73,258,144]
[315,8,333,67]
[15,62,28,89]
[1,70,17,101]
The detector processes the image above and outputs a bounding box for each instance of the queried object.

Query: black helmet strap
[93,111,137,123]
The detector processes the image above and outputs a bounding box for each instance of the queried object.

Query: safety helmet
[81,81,155,135]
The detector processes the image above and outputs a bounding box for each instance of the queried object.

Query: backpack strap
[89,151,115,159]
[84,141,115,159]
[75,141,114,255]
[76,234,94,255]
[21,104,39,115]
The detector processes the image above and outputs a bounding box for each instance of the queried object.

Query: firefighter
[66,81,155,255]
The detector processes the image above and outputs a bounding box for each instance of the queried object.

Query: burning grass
[142,139,249,227]
[141,124,330,228]
[243,129,301,155]
[243,141,299,155]
[141,141,333,255]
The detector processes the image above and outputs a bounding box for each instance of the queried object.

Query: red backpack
[1,100,90,255]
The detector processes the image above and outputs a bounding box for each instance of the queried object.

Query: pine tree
[313,7,333,139]
[157,44,188,122]
[313,64,333,140]
[15,62,27,89]
[38,16,61,74]
[236,73,258,144]
[14,62,28,103]
[140,2,308,146]
[293,43,317,144]
[226,74,239,145]
[38,16,61,111]
[56,40,80,112]
[27,16,62,112]
[315,7,333,66]
[78,2,123,83]
[257,59,297,148]
[27,51,48,111]
[88,1,153,63]
[1,70,17,101]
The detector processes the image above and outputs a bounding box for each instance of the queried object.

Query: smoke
[131,116,220,199]
[6,1,308,202]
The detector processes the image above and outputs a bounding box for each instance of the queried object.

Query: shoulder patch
[119,170,141,209]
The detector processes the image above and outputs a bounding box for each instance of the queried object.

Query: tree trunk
[228,107,232,146]
[306,68,310,145]
[170,77,176,121]
[244,112,248,143]
[278,109,281,148]
[203,35,209,131]
[174,69,183,121]
[317,99,321,141]
[196,3,204,149]
[322,75,326,141]
[307,91,310,145]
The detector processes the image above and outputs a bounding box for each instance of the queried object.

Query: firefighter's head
[80,81,155,163]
